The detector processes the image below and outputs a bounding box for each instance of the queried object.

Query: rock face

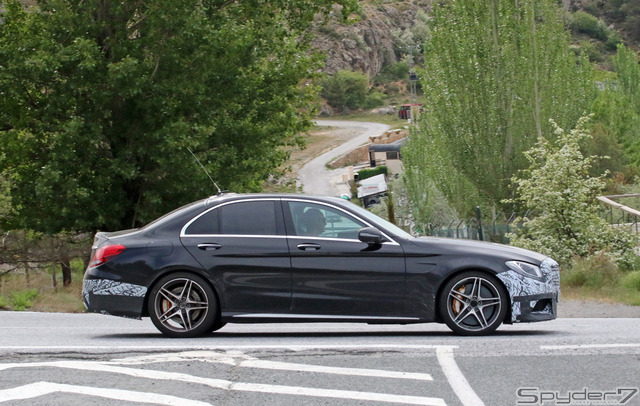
[312,2,428,78]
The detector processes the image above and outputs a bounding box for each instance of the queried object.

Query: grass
[560,255,640,306]
[0,259,86,313]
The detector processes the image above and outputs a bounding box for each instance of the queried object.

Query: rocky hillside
[312,1,431,78]
[315,0,639,81]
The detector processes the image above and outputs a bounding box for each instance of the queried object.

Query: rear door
[180,199,291,313]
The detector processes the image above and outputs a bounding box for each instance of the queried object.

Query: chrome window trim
[180,196,400,246]
[182,234,287,239]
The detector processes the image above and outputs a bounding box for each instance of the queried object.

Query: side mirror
[358,227,386,245]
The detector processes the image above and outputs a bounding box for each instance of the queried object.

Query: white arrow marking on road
[0,361,446,406]
[110,350,434,381]
[0,381,211,405]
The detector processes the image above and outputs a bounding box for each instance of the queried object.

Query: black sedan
[82,193,560,337]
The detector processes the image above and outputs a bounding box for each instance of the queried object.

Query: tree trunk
[61,257,72,287]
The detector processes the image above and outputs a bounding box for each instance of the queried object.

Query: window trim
[180,198,284,237]
[283,199,399,245]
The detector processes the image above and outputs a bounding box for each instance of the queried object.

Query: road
[1,312,639,406]
[298,120,391,197]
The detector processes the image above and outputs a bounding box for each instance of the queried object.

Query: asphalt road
[298,120,391,196]
[1,312,639,406]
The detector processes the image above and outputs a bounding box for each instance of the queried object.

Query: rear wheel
[148,273,218,338]
[439,271,507,336]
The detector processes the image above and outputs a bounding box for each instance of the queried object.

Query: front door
[284,200,406,316]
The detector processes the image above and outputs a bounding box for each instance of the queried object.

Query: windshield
[346,202,413,240]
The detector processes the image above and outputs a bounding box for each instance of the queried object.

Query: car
[82,193,560,337]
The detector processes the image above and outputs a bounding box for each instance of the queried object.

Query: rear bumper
[82,278,147,319]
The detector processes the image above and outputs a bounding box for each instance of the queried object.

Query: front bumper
[496,258,560,323]
[82,278,148,319]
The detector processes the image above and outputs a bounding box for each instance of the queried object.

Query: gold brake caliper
[451,285,466,315]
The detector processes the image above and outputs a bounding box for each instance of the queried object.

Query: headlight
[505,261,544,281]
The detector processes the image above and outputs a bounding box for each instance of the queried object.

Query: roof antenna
[186,147,223,195]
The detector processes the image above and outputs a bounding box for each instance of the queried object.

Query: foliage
[320,70,377,111]
[570,11,610,41]
[590,45,640,171]
[0,295,8,309]
[357,165,387,181]
[403,0,594,223]
[0,0,359,233]
[10,288,39,311]
[0,175,11,221]
[563,253,621,289]
[621,271,640,291]
[507,116,638,268]
[374,61,411,85]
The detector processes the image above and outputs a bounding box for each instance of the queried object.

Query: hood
[410,236,547,264]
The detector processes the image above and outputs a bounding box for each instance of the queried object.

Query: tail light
[89,244,126,268]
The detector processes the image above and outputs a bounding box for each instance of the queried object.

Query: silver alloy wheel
[446,276,502,332]
[153,277,209,333]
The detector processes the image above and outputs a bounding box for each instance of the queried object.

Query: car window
[185,201,278,236]
[185,207,220,235]
[288,201,365,239]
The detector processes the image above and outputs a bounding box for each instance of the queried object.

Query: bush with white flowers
[508,116,638,268]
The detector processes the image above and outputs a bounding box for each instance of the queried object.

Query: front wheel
[148,272,218,338]
[439,271,508,336]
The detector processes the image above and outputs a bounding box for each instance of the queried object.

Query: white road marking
[436,347,485,406]
[0,381,210,405]
[111,350,434,381]
[0,360,446,406]
[541,343,640,350]
[0,344,455,351]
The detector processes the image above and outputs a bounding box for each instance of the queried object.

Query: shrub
[0,295,8,309]
[507,116,638,268]
[570,11,609,41]
[320,70,370,110]
[621,271,640,291]
[10,288,39,311]
[357,166,388,181]
[563,254,620,288]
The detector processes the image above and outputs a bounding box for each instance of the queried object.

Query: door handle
[197,243,221,251]
[297,243,321,251]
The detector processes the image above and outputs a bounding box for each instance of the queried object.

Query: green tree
[0,0,358,233]
[590,45,640,171]
[320,70,370,111]
[403,0,594,223]
[508,116,637,268]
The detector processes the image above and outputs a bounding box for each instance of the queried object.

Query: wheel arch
[141,267,222,319]
[434,267,512,324]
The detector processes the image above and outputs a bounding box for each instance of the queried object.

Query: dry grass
[0,261,86,313]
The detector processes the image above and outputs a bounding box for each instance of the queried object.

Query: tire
[438,271,508,336]
[211,321,227,332]
[148,272,218,338]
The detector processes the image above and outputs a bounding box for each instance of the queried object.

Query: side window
[185,208,220,235]
[288,201,365,239]
[220,201,278,236]
[185,201,278,236]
